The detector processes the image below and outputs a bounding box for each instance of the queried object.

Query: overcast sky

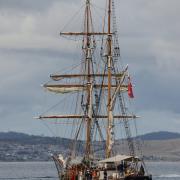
[0,0,180,136]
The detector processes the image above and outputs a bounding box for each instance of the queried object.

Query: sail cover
[99,155,139,163]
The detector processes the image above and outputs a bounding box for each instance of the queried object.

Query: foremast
[59,0,95,159]
[60,0,96,160]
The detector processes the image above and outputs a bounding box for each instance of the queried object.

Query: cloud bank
[0,0,179,135]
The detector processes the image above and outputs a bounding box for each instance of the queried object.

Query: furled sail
[44,84,86,94]
[44,84,128,94]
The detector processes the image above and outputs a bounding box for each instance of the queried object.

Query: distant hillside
[0,131,73,146]
[1,131,180,143]
[138,131,180,140]
[1,131,180,161]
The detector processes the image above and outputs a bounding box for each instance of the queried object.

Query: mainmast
[84,0,92,159]
[106,0,113,158]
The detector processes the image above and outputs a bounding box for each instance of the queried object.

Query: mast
[106,0,113,158]
[85,0,92,159]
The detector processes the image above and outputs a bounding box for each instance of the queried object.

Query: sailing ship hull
[53,159,152,180]
[57,174,152,180]
[53,151,152,180]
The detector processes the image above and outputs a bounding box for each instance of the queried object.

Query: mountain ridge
[0,131,180,143]
[137,131,180,140]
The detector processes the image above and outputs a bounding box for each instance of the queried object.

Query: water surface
[0,161,180,180]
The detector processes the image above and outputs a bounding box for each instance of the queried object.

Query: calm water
[147,162,180,180]
[0,161,179,180]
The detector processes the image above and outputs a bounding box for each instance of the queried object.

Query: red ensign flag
[128,80,134,98]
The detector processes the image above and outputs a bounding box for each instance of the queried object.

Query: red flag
[128,78,134,98]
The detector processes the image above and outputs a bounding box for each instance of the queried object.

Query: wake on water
[158,174,180,178]
[152,174,180,180]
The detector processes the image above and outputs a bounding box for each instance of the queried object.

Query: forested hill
[0,131,73,145]
[137,131,180,140]
[1,131,180,161]
[0,131,180,143]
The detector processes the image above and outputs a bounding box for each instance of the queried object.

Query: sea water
[148,162,180,180]
[0,161,179,180]
[0,162,58,180]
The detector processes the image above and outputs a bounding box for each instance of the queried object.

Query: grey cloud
[0,0,180,135]
[0,0,59,12]
[134,69,180,114]
[0,47,75,59]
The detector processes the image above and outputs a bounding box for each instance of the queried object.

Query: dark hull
[58,176,152,180]
[124,175,152,180]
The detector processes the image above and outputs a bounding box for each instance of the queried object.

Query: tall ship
[37,0,152,179]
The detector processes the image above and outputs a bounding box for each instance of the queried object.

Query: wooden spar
[50,73,124,80]
[44,84,128,88]
[110,72,127,111]
[106,0,112,158]
[85,0,91,158]
[60,32,112,36]
[36,115,139,119]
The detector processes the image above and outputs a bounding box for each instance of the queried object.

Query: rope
[60,4,85,34]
